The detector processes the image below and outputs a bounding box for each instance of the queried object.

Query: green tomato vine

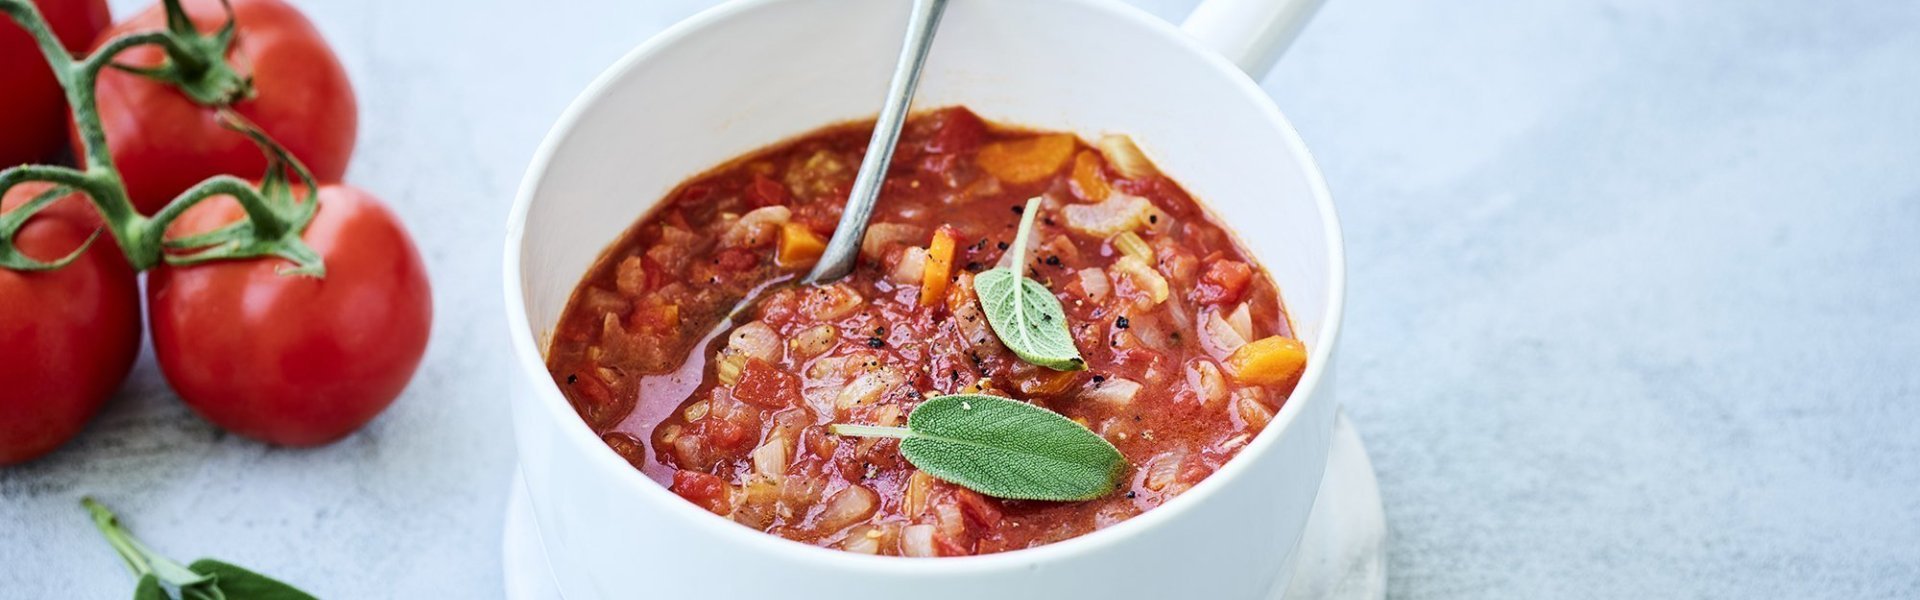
[0,0,326,276]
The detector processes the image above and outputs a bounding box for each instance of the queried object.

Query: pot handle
[1181,0,1325,78]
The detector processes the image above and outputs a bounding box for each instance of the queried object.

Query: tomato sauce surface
[546,107,1304,557]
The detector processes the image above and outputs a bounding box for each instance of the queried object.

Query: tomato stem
[0,0,322,276]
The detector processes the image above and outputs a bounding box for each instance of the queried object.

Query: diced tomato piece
[732,358,800,408]
[568,371,614,414]
[933,534,973,557]
[1196,260,1253,305]
[675,183,715,208]
[702,418,754,451]
[950,488,1004,529]
[926,107,987,154]
[714,247,761,272]
[746,174,790,208]
[670,470,732,515]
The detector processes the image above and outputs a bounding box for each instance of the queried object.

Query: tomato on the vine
[87,0,356,213]
[0,184,142,465]
[0,0,110,167]
[147,184,430,446]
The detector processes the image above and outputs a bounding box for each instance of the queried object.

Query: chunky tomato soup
[546,107,1306,557]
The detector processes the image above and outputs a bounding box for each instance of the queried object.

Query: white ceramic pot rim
[503,0,1346,576]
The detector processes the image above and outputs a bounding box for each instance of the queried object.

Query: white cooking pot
[504,0,1343,597]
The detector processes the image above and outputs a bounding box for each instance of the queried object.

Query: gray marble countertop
[4,0,1916,597]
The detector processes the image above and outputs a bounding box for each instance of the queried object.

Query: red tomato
[0,0,111,166]
[0,183,141,464]
[87,0,356,213]
[147,184,429,446]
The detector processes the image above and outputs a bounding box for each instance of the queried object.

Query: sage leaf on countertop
[188,559,318,599]
[83,498,319,600]
[134,575,166,600]
[975,197,1085,371]
[831,394,1124,501]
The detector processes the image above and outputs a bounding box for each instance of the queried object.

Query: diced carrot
[920,228,956,306]
[776,222,826,268]
[1070,150,1111,202]
[1224,336,1308,385]
[976,134,1076,184]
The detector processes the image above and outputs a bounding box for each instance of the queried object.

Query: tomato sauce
[546,107,1304,556]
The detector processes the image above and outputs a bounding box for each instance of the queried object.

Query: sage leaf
[831,394,1124,501]
[83,498,319,600]
[975,197,1085,370]
[133,575,166,600]
[189,560,318,600]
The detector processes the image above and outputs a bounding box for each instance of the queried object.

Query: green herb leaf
[975,197,1085,370]
[831,394,1124,501]
[82,498,318,600]
[133,574,166,600]
[188,560,317,600]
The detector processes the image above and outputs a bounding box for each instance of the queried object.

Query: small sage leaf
[133,574,166,600]
[834,394,1124,501]
[189,559,318,600]
[976,197,1084,371]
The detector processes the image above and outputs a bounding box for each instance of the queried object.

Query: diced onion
[788,324,838,359]
[904,471,935,518]
[727,321,782,364]
[1063,193,1163,237]
[732,478,780,529]
[752,436,789,478]
[815,486,879,533]
[892,246,928,284]
[1143,450,1186,492]
[835,368,903,411]
[1187,360,1229,411]
[861,223,922,262]
[721,205,791,248]
[1083,377,1142,406]
[804,283,865,320]
[1076,268,1110,301]
[615,256,647,296]
[1227,303,1255,341]
[1202,310,1250,357]
[1235,389,1275,430]
[840,525,885,554]
[901,524,938,558]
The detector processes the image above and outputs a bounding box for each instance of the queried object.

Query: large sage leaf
[832,394,1123,501]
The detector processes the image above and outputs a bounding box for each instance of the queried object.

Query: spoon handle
[805,0,950,284]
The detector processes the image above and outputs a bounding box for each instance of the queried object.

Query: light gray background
[4,0,1916,597]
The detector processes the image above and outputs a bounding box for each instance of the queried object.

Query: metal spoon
[804,0,950,284]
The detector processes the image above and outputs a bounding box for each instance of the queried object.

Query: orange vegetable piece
[1224,336,1309,385]
[1070,150,1111,201]
[976,134,1076,184]
[920,228,957,306]
[776,222,826,268]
